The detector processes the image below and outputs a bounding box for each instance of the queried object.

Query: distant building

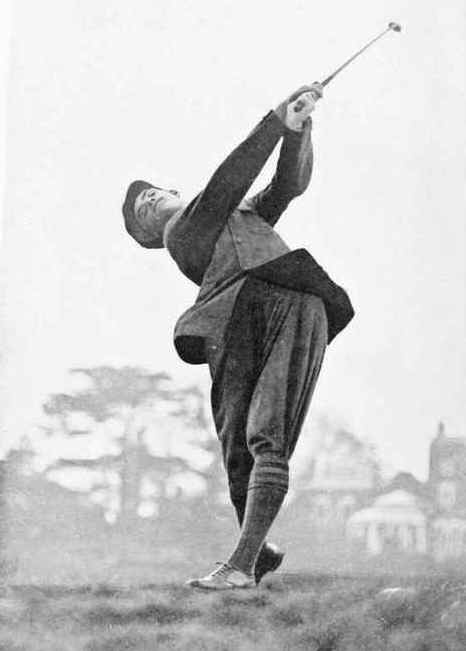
[309,428,379,513]
[347,423,466,562]
[429,423,466,561]
[275,428,381,569]
[347,489,427,555]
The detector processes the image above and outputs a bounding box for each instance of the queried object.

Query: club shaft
[293,24,397,111]
[321,26,392,86]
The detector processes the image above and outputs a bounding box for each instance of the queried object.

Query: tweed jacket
[164,111,354,365]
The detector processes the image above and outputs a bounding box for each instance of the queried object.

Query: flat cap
[122,180,164,248]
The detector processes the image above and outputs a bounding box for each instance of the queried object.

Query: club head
[389,22,402,32]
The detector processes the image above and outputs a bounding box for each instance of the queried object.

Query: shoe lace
[211,562,233,578]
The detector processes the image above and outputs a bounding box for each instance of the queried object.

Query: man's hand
[275,82,324,131]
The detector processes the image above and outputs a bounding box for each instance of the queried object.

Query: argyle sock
[227,485,286,576]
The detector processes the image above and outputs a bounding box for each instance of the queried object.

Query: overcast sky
[1,0,465,481]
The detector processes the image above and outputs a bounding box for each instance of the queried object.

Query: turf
[1,574,465,650]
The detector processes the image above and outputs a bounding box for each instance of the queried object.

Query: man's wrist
[286,122,304,133]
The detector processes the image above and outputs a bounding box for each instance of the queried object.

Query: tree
[39,366,210,528]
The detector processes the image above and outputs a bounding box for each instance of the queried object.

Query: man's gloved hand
[275,82,324,131]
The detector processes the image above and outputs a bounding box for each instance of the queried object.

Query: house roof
[347,490,426,525]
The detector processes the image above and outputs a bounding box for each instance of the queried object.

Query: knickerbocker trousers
[207,277,328,503]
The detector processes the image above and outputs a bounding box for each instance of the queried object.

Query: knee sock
[227,485,285,575]
[231,491,271,560]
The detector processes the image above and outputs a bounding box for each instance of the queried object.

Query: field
[1,574,465,651]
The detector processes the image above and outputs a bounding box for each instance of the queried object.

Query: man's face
[134,187,184,241]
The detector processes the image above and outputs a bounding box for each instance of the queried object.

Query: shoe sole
[186,580,255,591]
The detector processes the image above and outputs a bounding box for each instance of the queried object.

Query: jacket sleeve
[246,117,313,227]
[164,111,285,284]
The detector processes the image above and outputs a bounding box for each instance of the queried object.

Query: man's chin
[137,233,165,249]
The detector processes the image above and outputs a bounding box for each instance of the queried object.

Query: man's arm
[246,119,313,227]
[165,112,285,282]
[165,86,318,284]
[247,83,323,226]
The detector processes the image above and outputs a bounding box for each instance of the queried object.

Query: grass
[1,574,465,650]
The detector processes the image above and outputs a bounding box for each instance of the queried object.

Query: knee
[247,428,285,462]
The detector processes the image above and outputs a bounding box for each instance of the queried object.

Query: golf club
[294,21,402,111]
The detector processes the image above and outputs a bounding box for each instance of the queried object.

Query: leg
[206,285,262,525]
[205,281,287,584]
[185,285,263,590]
[228,281,328,576]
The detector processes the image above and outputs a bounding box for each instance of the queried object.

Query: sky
[0,0,465,482]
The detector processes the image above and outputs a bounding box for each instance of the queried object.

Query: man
[122,84,354,589]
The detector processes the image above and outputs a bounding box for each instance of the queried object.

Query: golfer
[122,84,354,589]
